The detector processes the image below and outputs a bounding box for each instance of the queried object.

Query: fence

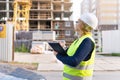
[0,22,14,62]
[102,30,120,53]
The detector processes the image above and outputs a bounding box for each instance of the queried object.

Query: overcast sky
[71,0,83,22]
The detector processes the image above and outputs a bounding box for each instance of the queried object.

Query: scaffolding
[39,2,51,9]
[29,0,74,46]
[0,0,74,46]
[13,0,32,31]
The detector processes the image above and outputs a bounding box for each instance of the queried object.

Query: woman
[54,13,98,80]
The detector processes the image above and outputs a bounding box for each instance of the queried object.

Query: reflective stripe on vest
[66,64,94,70]
[63,33,96,80]
[63,73,92,80]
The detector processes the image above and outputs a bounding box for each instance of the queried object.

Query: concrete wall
[33,31,55,41]
[15,31,55,41]
[102,30,120,53]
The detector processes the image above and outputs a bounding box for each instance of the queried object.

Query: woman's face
[74,19,83,32]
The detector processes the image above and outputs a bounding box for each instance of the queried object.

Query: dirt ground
[0,61,38,71]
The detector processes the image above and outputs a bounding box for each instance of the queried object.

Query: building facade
[0,0,13,22]
[96,0,119,30]
[81,0,120,31]
[30,0,74,46]
[0,0,75,46]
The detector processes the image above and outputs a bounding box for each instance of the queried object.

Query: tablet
[48,42,66,55]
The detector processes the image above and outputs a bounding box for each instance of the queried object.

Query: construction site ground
[0,52,120,80]
[13,52,120,71]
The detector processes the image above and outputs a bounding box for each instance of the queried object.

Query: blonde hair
[81,22,93,35]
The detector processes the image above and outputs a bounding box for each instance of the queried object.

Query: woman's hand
[54,51,58,56]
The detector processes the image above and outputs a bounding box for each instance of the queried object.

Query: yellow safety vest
[63,33,96,80]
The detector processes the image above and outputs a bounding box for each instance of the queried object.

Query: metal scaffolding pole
[6,0,9,19]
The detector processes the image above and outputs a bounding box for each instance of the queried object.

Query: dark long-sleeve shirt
[56,38,94,67]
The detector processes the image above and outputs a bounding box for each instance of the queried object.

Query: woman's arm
[56,38,94,67]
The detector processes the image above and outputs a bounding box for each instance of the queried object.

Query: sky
[71,0,83,23]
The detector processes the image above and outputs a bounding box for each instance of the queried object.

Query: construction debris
[30,45,44,54]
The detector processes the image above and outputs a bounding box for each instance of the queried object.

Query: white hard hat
[80,13,98,29]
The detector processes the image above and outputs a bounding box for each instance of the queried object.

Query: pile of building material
[30,45,43,54]
[14,30,67,54]
[30,31,56,54]
[30,41,46,54]
[32,31,55,41]
[14,31,56,54]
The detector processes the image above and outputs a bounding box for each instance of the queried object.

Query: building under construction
[30,0,74,45]
[0,0,74,46]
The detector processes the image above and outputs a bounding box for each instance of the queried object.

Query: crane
[13,0,32,31]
